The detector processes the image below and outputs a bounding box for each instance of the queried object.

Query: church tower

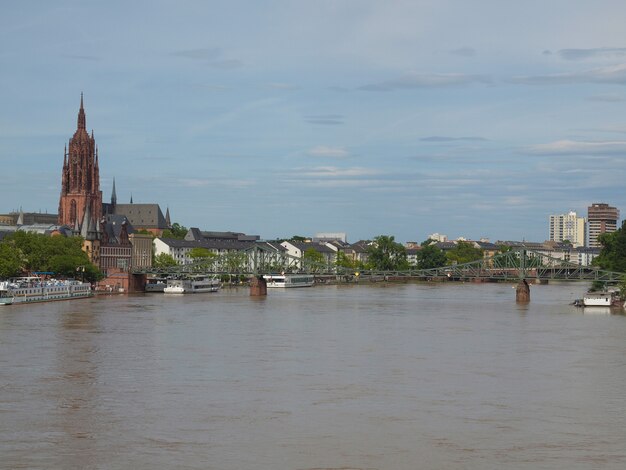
[58,94,103,231]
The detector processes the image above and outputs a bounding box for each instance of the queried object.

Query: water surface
[1,283,625,469]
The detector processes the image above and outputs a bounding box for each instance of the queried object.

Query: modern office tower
[587,203,620,247]
[549,211,586,247]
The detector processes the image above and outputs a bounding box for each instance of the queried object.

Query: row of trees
[0,231,102,281]
[364,236,485,271]
[153,235,485,273]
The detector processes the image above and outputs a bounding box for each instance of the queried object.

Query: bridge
[133,247,625,284]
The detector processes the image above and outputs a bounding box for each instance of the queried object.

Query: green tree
[446,241,484,265]
[154,253,178,268]
[303,248,325,272]
[416,244,447,269]
[367,235,409,271]
[290,235,308,242]
[1,232,100,279]
[594,222,626,272]
[0,243,24,278]
[162,222,188,239]
[336,251,358,271]
[189,247,215,260]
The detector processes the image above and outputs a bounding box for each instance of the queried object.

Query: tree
[1,232,100,279]
[189,247,215,260]
[446,241,484,265]
[336,251,358,271]
[593,222,626,272]
[0,243,24,278]
[303,248,325,272]
[162,222,187,239]
[154,253,178,268]
[416,244,447,269]
[367,235,409,271]
[289,235,308,242]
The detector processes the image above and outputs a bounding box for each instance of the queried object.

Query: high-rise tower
[58,94,102,230]
[587,203,620,248]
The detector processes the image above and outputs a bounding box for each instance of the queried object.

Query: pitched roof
[114,203,168,229]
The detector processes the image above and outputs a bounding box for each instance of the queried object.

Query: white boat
[582,290,619,307]
[163,276,221,294]
[263,274,314,288]
[0,277,92,306]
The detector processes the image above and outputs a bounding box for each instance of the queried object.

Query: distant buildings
[549,211,586,247]
[588,203,620,248]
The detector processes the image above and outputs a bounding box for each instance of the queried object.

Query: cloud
[511,63,626,85]
[420,136,488,142]
[266,82,298,90]
[304,114,345,126]
[450,47,476,57]
[359,72,491,91]
[558,48,626,61]
[306,146,350,158]
[61,54,100,62]
[528,139,626,155]
[586,93,626,102]
[171,47,242,69]
[300,166,379,177]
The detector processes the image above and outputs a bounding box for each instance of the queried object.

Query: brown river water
[1,282,626,469]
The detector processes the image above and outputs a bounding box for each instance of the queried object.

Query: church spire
[77,92,86,130]
[111,178,117,206]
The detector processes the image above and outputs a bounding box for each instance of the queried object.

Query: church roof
[102,214,135,242]
[113,203,168,229]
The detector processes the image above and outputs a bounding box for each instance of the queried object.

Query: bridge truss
[134,247,624,283]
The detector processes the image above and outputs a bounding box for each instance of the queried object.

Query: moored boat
[163,276,221,294]
[0,277,92,306]
[145,276,167,292]
[581,290,621,307]
[263,274,314,288]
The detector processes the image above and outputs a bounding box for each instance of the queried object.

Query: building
[280,240,337,269]
[0,211,58,226]
[549,211,586,247]
[185,228,259,243]
[58,94,102,234]
[588,203,620,248]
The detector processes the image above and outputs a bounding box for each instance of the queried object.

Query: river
[1,282,625,469]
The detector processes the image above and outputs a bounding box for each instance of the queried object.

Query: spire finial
[77,93,86,130]
[111,178,117,206]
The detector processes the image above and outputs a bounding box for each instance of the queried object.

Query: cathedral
[57,95,170,276]
[58,94,102,263]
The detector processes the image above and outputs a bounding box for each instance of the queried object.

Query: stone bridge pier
[516,279,530,302]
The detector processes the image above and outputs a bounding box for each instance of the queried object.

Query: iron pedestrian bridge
[133,247,624,283]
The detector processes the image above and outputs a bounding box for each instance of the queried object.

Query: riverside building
[587,203,620,248]
[548,211,586,248]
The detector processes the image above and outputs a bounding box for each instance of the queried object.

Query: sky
[2,0,626,243]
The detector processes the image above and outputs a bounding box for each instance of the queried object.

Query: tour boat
[0,277,92,306]
[163,276,221,294]
[582,290,620,307]
[263,274,315,288]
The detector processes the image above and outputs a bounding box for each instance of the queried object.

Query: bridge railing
[134,246,624,283]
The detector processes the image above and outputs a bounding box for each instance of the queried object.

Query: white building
[549,211,586,247]
[428,233,448,242]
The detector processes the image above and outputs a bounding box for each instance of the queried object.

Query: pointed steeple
[130,194,133,204]
[77,92,86,130]
[111,178,117,206]
[80,204,91,239]
[165,207,171,228]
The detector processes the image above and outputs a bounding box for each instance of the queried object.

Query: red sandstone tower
[58,94,102,231]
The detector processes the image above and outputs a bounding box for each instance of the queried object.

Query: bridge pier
[516,279,530,302]
[249,276,267,296]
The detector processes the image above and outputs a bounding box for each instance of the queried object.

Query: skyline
[2,1,626,243]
